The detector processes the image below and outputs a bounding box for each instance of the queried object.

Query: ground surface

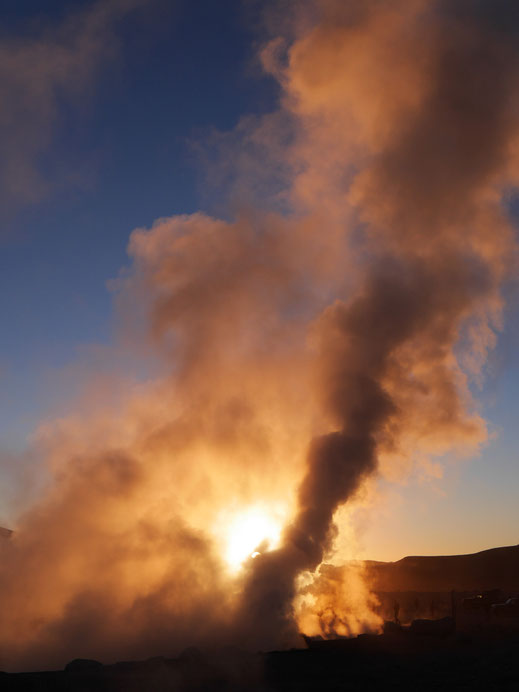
[1,630,518,691]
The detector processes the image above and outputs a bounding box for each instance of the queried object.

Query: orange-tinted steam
[294,563,381,638]
[0,0,518,670]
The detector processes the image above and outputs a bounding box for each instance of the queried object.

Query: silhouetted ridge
[365,544,519,592]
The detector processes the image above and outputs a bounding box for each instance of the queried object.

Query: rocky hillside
[364,544,519,592]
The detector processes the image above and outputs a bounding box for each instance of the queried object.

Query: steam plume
[228,0,519,648]
[0,0,518,670]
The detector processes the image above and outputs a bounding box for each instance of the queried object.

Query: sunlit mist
[222,506,283,572]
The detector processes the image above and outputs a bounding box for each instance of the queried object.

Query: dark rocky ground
[2,628,518,691]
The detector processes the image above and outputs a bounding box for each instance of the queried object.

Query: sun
[223,506,283,572]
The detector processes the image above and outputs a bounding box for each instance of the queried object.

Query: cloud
[0,0,151,220]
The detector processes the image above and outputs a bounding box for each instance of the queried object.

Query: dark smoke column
[235,0,519,649]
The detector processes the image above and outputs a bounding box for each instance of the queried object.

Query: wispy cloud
[0,0,152,220]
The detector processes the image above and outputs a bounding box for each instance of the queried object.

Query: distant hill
[0,527,13,539]
[363,545,519,592]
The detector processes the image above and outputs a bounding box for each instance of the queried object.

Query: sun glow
[223,506,283,572]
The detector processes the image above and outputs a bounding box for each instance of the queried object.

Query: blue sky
[0,0,518,561]
[0,0,277,441]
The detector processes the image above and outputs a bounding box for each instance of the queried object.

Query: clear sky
[0,0,518,562]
